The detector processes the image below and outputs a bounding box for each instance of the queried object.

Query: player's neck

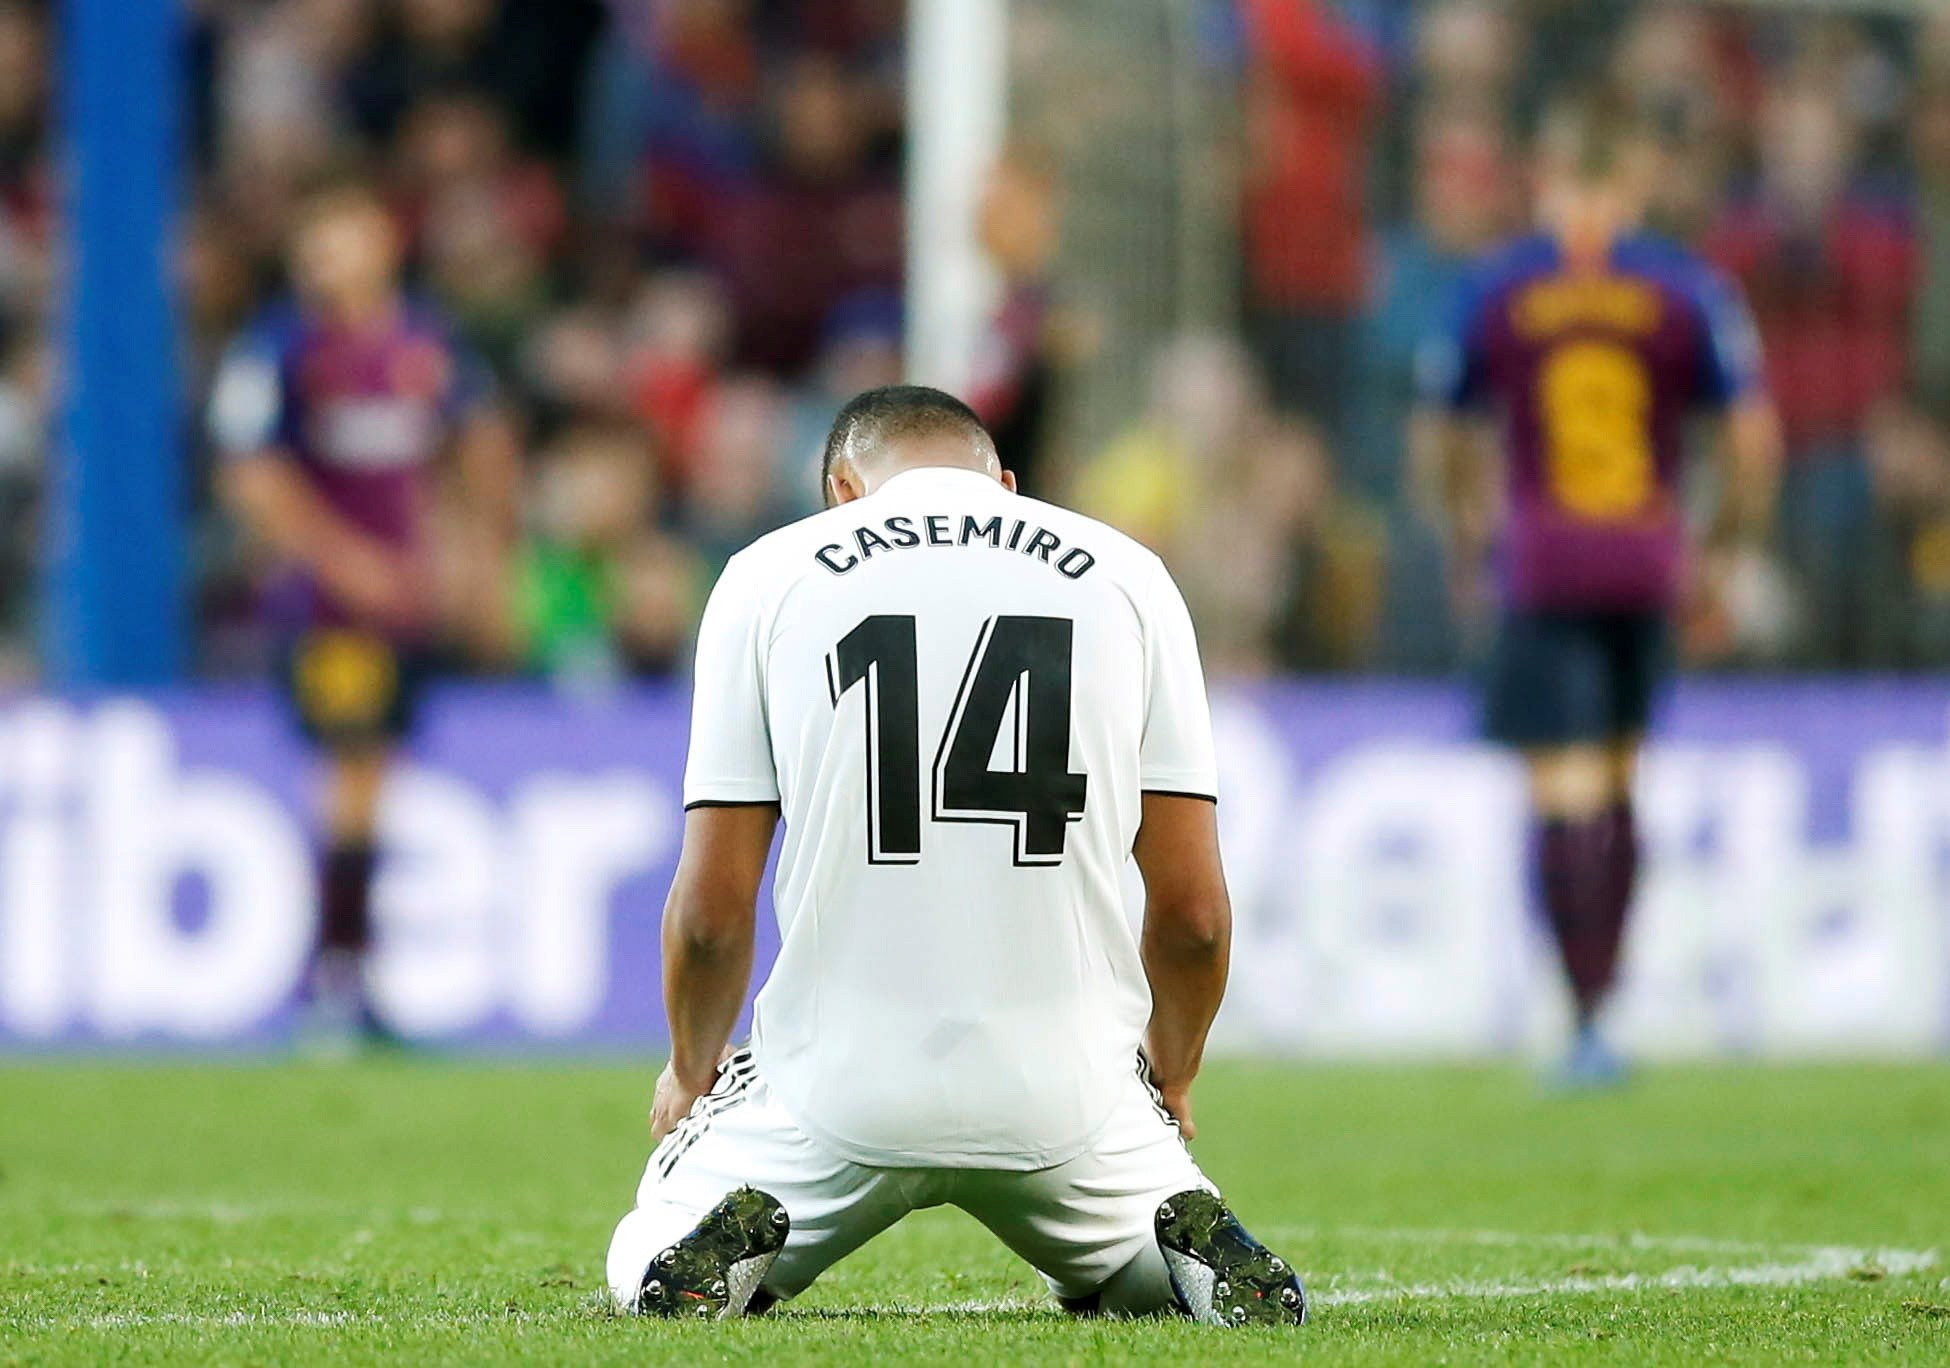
[1543,187,1642,272]
[1553,215,1632,272]
[878,459,991,481]
[857,445,1008,498]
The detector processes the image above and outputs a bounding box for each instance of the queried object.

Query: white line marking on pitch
[56,1197,468,1223]
[59,1311,369,1330]
[1259,1223,1891,1258]
[1312,1246,1939,1307]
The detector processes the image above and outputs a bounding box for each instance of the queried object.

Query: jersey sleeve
[1415,272,1492,414]
[1137,556,1219,801]
[1689,265,1765,408]
[207,323,297,459]
[682,553,780,809]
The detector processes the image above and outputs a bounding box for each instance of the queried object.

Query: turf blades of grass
[2,1061,1945,1365]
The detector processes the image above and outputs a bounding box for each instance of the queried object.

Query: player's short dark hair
[293,175,394,234]
[1540,88,1652,183]
[820,385,992,492]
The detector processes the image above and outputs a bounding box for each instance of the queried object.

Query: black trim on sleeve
[1141,789,1219,804]
[683,799,781,811]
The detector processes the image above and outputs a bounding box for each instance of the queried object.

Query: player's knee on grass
[1084,1239,1182,1318]
[607,1193,802,1315]
[606,1203,698,1308]
[1070,1214,1303,1322]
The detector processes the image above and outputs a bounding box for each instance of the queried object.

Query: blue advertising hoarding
[0,680,1945,1055]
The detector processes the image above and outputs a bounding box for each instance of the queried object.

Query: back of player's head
[820,385,995,502]
[1538,88,1654,187]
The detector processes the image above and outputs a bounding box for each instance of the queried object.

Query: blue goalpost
[46,0,186,686]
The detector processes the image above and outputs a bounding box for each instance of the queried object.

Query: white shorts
[605,1050,1213,1309]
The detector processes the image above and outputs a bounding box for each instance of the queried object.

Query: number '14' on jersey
[826,614,1089,867]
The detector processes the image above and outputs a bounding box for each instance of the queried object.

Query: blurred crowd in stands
[1,1,1948,683]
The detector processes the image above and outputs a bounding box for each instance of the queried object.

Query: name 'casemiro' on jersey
[812,511,1098,580]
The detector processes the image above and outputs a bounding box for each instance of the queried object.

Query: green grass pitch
[3,1060,1946,1364]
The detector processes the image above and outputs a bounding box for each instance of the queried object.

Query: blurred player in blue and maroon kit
[210,184,515,1049]
[1420,94,1781,1084]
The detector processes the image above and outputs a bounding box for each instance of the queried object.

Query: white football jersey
[683,465,1217,1169]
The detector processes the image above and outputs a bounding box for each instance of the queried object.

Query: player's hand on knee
[648,1061,708,1144]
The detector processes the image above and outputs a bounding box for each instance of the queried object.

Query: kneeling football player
[606,388,1305,1324]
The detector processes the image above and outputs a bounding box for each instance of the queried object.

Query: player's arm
[652,802,779,1142]
[1705,397,1781,545]
[1697,274,1780,546]
[651,552,780,1142]
[1134,793,1230,1141]
[220,451,426,631]
[1132,557,1227,1138]
[1696,266,1780,547]
[1415,410,1500,570]
[219,457,403,597]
